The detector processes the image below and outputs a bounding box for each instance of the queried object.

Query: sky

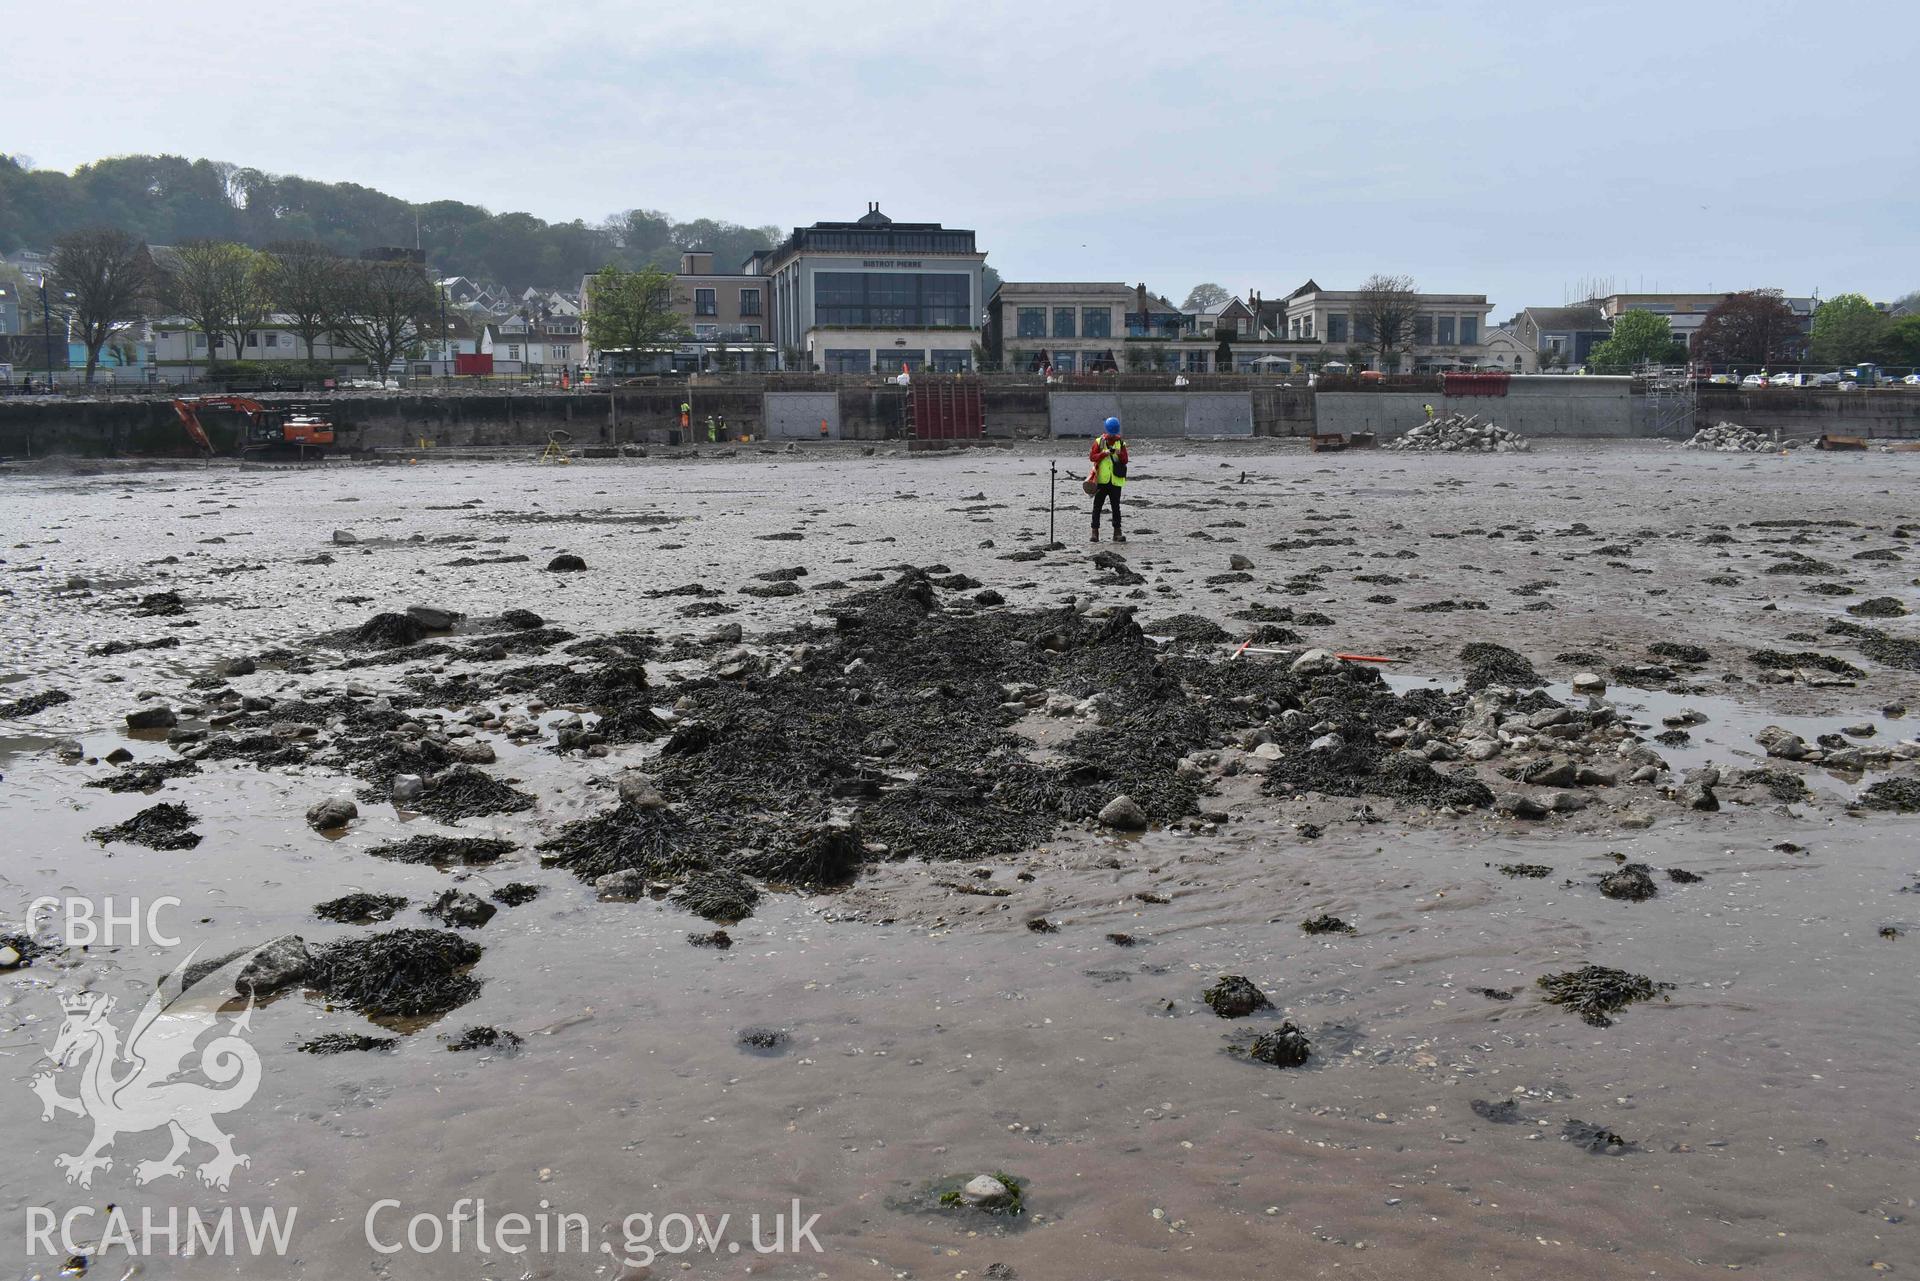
[9,0,1917,316]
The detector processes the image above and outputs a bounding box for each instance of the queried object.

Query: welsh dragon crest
[33,946,265,1190]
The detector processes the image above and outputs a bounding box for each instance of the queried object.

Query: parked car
[1813,371,1845,386]
[1768,372,1805,387]
[1904,373,1920,386]
[1741,373,1769,388]
[1708,373,1737,385]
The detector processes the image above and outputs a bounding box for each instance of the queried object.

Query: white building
[1279,280,1494,372]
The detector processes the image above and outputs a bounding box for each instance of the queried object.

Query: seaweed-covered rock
[89,802,201,850]
[314,892,408,924]
[1244,1022,1311,1067]
[1563,1119,1637,1155]
[443,1025,522,1053]
[1201,974,1272,1019]
[307,929,483,1019]
[1597,864,1658,902]
[673,869,760,922]
[367,834,515,865]
[1301,914,1355,935]
[1537,964,1673,1027]
[1860,778,1920,812]
[546,554,588,573]
[0,688,72,718]
[350,612,431,649]
[1459,642,1541,691]
[423,889,497,929]
[412,766,536,822]
[491,882,541,906]
[298,1033,396,1055]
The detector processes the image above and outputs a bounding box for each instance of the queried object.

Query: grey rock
[617,773,668,810]
[1497,792,1550,819]
[1289,647,1344,676]
[216,656,257,678]
[1098,794,1149,830]
[125,705,177,730]
[1308,732,1344,754]
[1757,725,1812,760]
[595,869,650,902]
[1550,791,1590,813]
[237,936,311,996]
[1571,672,1606,695]
[1228,554,1255,571]
[305,796,358,832]
[1679,781,1719,811]
[391,774,426,805]
[960,1175,1013,1208]
[331,529,358,545]
[406,605,461,630]
[1524,756,1580,788]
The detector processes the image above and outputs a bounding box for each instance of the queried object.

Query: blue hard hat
[1103,417,1121,433]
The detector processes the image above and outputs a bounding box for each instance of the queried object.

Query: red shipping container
[455,353,494,376]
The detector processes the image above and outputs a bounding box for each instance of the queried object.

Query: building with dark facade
[746,204,986,373]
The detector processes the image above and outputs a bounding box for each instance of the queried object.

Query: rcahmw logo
[30,943,267,1191]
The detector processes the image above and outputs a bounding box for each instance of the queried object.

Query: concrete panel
[1047,391,1251,438]
[1050,392,1121,437]
[1181,393,1253,437]
[1315,383,1638,440]
[764,391,840,440]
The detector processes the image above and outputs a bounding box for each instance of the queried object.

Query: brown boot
[1089,528,1100,543]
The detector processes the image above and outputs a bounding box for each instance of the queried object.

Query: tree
[263,241,346,363]
[1355,274,1420,372]
[1808,293,1889,366]
[1589,310,1682,372]
[217,248,273,361]
[1889,290,1920,317]
[1692,289,1803,366]
[1215,329,1233,371]
[584,264,687,369]
[333,257,436,375]
[161,239,260,366]
[1182,283,1231,311]
[1880,315,1920,367]
[50,228,153,383]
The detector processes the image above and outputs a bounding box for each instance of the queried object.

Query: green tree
[1809,293,1889,366]
[1588,310,1682,372]
[584,265,687,370]
[1215,329,1233,371]
[1880,315,1920,367]
[50,228,154,383]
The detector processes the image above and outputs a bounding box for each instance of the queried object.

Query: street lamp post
[40,276,55,392]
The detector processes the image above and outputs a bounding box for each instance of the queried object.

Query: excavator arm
[172,396,266,457]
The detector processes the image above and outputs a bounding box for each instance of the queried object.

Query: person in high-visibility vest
[680,401,691,431]
[706,414,717,443]
[1088,417,1129,543]
[1423,402,1435,421]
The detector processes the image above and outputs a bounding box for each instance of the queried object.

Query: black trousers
[1091,482,1123,530]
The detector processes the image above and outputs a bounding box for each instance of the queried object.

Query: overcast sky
[12,0,1916,314]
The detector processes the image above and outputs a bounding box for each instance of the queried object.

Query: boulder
[391,774,426,805]
[1290,648,1343,676]
[125,705,178,730]
[1757,725,1812,760]
[1229,554,1255,571]
[595,869,650,901]
[1571,672,1606,695]
[237,936,312,996]
[305,796,358,832]
[617,773,668,810]
[1097,794,1148,830]
[331,529,358,545]
[406,605,462,631]
[960,1175,1013,1209]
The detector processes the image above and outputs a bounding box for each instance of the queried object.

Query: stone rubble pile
[1385,413,1530,453]
[1683,422,1776,452]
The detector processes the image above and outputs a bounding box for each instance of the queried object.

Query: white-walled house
[151,315,359,375]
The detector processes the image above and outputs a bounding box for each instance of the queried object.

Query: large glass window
[824,349,870,373]
[931,349,971,372]
[1053,308,1076,338]
[1460,317,1478,345]
[1185,350,1209,372]
[694,288,717,316]
[815,273,972,327]
[739,288,761,316]
[1413,315,1433,346]
[1016,307,1045,337]
[1082,307,1111,338]
[1437,316,1456,344]
[1326,314,1347,343]
[1354,316,1376,344]
[1052,351,1076,372]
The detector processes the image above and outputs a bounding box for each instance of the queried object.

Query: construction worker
[1423,402,1436,421]
[706,413,717,443]
[1088,416,1128,543]
[716,412,728,440]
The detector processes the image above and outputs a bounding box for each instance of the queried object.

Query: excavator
[172,396,337,458]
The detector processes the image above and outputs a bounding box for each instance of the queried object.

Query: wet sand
[2,440,1916,1279]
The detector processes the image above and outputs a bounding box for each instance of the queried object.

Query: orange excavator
[172,396,337,458]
